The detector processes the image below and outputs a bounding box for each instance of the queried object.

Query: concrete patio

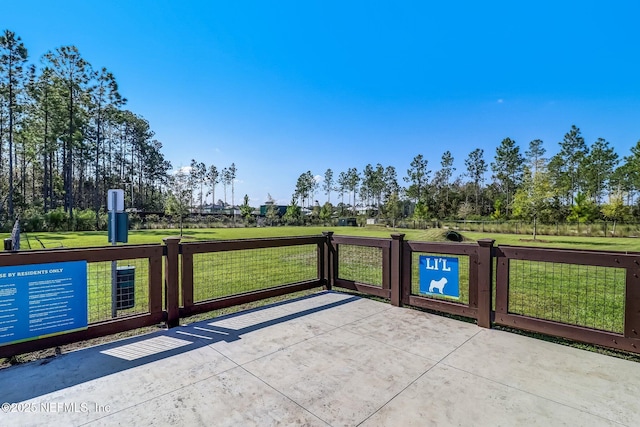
[1,291,639,426]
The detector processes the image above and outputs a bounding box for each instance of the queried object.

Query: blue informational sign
[419,255,459,298]
[0,261,88,346]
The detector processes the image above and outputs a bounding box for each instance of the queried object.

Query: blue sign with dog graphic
[419,255,459,298]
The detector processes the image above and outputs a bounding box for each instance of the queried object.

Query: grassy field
[9,225,640,252]
[191,245,319,303]
[8,226,408,249]
[462,231,640,252]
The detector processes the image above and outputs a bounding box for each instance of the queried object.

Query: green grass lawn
[85,259,152,323]
[462,231,640,252]
[507,260,625,333]
[191,245,318,302]
[8,226,414,249]
[337,245,385,286]
[9,226,640,251]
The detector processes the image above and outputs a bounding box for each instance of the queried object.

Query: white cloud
[497,99,504,104]
[171,166,192,175]
[314,175,322,183]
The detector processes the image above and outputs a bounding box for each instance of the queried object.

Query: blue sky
[4,1,640,205]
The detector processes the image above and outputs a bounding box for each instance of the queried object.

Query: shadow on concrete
[2,291,358,403]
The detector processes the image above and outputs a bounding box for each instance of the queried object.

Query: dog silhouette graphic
[428,277,448,294]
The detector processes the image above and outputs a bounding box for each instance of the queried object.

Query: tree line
[0,29,171,228]
[5,28,639,233]
[164,160,238,217]
[292,125,640,230]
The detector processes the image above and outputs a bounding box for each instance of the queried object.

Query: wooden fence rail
[2,232,640,358]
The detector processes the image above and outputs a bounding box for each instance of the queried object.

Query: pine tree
[491,137,524,217]
[43,45,92,225]
[0,30,28,218]
[465,148,487,214]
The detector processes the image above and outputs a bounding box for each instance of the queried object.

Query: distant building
[200,203,240,216]
[259,204,288,217]
[338,217,358,226]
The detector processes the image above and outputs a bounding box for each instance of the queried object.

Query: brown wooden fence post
[477,238,495,328]
[624,260,640,348]
[390,233,405,307]
[322,231,334,290]
[163,237,181,328]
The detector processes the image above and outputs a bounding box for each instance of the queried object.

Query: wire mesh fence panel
[86,261,110,323]
[508,260,626,333]
[410,252,470,304]
[337,244,383,287]
[192,245,318,302]
[86,258,151,323]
